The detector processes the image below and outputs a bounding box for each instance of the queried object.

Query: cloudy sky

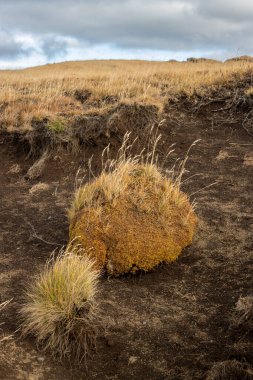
[0,0,252,68]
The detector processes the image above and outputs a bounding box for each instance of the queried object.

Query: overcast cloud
[0,0,252,68]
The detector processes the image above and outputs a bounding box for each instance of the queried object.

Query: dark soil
[0,104,253,379]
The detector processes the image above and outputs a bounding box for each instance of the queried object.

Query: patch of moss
[68,162,197,276]
[47,120,66,133]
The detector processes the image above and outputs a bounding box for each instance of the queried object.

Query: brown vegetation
[68,138,197,276]
[20,250,100,361]
[0,59,253,136]
[0,300,13,364]
[225,55,253,63]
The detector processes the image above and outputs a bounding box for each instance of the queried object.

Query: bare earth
[0,109,252,379]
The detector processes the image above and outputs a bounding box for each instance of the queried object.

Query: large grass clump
[68,138,197,276]
[20,250,100,361]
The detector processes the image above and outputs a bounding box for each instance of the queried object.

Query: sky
[0,0,252,68]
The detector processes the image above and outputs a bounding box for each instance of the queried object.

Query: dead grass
[245,87,253,98]
[0,300,13,363]
[0,60,253,131]
[20,249,100,361]
[231,295,253,331]
[29,182,50,195]
[24,150,49,179]
[206,360,253,380]
[0,300,13,341]
[69,132,196,220]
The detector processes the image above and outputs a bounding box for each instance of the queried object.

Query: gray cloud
[0,0,252,64]
[195,0,253,22]
[40,35,70,59]
[0,30,32,59]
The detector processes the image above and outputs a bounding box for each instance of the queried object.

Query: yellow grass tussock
[68,136,197,275]
[20,249,100,361]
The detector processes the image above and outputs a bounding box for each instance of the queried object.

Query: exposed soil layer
[0,105,253,379]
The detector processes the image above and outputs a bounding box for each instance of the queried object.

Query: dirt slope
[0,109,252,379]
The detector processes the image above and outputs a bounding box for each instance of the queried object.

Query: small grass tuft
[245,87,253,98]
[0,299,13,363]
[20,249,100,361]
[206,360,253,380]
[231,295,253,331]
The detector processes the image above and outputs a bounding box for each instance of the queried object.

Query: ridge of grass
[0,60,253,132]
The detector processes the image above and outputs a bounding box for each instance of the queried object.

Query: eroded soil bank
[0,107,252,379]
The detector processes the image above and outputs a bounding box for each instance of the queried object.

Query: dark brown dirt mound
[165,70,253,137]
[166,70,253,112]
[0,103,158,159]
[73,104,158,146]
[106,104,158,135]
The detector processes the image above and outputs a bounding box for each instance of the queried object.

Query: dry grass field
[1,59,253,132]
[0,59,253,380]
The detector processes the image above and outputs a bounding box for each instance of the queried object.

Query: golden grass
[68,134,197,275]
[20,249,100,361]
[1,59,253,131]
[69,147,185,221]
[245,87,253,97]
